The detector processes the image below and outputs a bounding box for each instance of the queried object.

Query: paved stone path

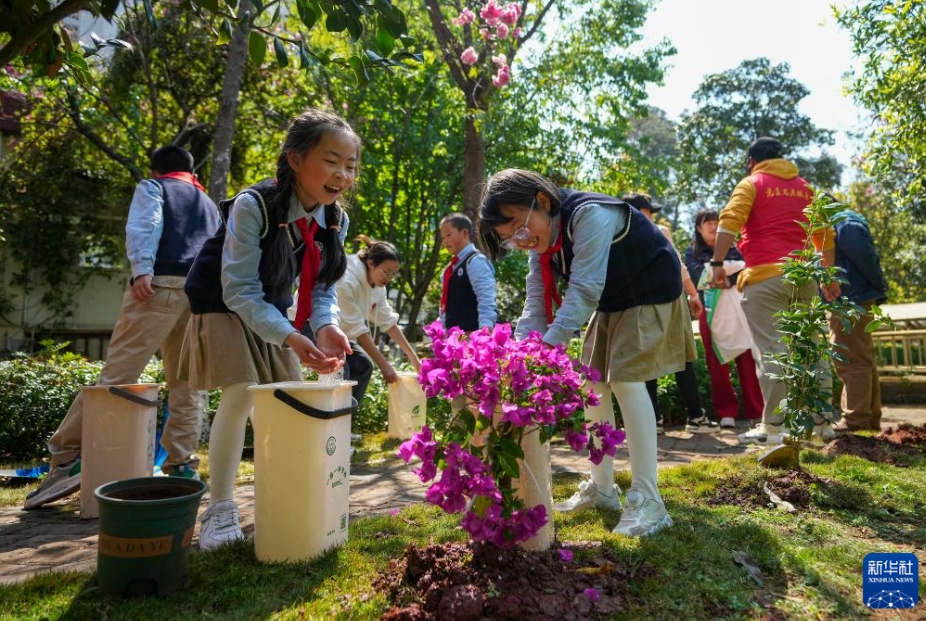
[1,405,923,585]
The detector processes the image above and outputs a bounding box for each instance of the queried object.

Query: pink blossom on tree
[492,64,510,88]
[460,46,479,65]
[480,0,503,27]
[451,7,476,26]
[501,4,521,26]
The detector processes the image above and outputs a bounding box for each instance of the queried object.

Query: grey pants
[740,275,825,426]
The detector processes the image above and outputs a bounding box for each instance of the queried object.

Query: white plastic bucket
[80,384,159,519]
[248,380,357,563]
[514,433,553,551]
[387,372,426,440]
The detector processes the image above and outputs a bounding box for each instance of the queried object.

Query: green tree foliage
[835,0,926,219]
[674,58,840,206]
[1,0,415,83]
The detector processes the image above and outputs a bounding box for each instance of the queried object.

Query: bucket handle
[108,386,160,408]
[272,389,357,420]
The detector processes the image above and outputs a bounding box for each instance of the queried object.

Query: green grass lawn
[2,442,924,620]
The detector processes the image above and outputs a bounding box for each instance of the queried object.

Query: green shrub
[0,342,188,464]
[0,343,105,463]
[354,371,388,433]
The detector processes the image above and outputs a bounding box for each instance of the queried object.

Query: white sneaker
[554,479,622,512]
[719,417,736,429]
[738,423,783,445]
[198,500,244,550]
[814,423,835,442]
[23,459,81,509]
[612,489,673,537]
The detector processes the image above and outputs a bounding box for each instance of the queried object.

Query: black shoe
[685,415,720,434]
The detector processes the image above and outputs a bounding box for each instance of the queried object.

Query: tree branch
[65,88,144,182]
[424,0,470,93]
[0,0,95,67]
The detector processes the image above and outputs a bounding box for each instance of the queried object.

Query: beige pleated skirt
[582,294,697,383]
[179,312,301,390]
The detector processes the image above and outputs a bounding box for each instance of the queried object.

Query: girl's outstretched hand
[285,331,343,372]
[315,324,353,365]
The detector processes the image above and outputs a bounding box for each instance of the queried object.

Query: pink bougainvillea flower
[408,321,623,547]
[460,46,479,65]
[584,588,600,602]
[558,548,574,563]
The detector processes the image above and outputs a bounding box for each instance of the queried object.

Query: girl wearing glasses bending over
[477,169,695,537]
[335,235,421,407]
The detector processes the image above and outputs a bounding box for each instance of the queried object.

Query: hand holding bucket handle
[108,386,160,408]
[272,389,358,420]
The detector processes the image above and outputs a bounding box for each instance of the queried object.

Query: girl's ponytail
[316,203,347,287]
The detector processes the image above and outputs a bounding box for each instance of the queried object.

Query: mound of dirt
[376,540,652,621]
[708,470,820,510]
[877,423,926,446]
[820,423,926,466]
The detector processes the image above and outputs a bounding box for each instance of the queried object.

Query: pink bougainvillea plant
[399,321,624,548]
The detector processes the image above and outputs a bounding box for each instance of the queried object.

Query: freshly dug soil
[820,423,926,466]
[376,540,653,621]
[708,469,820,510]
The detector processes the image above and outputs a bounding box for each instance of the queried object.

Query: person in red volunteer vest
[182,109,356,549]
[710,137,840,446]
[25,145,220,510]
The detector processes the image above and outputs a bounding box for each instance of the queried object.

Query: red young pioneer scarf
[440,255,458,313]
[293,216,321,330]
[539,227,563,323]
[156,171,205,192]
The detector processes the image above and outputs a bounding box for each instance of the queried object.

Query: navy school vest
[151,178,220,277]
[444,252,483,332]
[185,179,344,317]
[552,189,682,312]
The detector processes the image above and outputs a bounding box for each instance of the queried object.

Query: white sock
[611,381,661,502]
[206,382,253,504]
[586,381,616,494]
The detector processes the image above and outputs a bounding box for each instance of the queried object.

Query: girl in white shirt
[337,236,421,406]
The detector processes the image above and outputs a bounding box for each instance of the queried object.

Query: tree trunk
[462,112,486,224]
[208,0,251,203]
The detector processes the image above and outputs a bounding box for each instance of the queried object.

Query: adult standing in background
[828,203,888,431]
[710,137,840,445]
[684,208,764,429]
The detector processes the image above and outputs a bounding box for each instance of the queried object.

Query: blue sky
[637,0,865,174]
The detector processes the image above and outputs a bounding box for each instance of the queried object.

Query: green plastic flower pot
[95,476,206,597]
